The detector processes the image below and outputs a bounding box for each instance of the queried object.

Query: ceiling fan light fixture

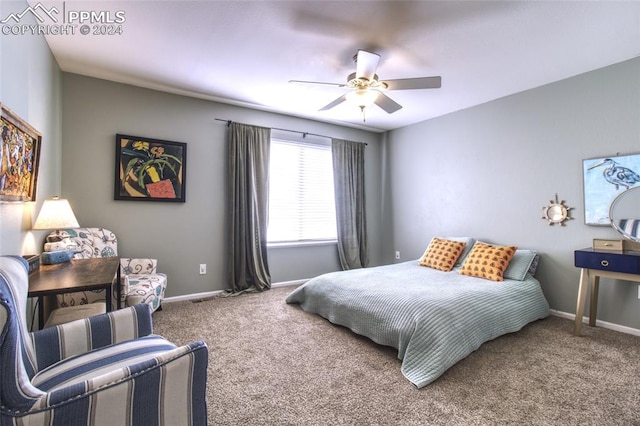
[346,89,379,109]
[292,50,441,120]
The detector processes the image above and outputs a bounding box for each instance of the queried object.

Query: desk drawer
[575,250,640,274]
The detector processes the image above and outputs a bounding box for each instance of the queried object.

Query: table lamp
[33,196,80,264]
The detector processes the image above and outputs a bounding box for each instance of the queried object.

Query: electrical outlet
[199,264,206,275]
[395,251,400,260]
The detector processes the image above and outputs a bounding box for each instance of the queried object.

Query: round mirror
[609,186,640,242]
[547,205,566,222]
[541,194,573,226]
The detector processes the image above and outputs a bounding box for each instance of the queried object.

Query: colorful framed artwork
[114,134,187,202]
[583,152,640,225]
[0,104,42,202]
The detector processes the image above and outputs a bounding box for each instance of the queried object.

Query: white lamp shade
[33,197,80,230]
[346,89,379,108]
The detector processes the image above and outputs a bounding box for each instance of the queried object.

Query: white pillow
[504,249,538,280]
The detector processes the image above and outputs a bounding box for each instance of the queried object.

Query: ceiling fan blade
[355,50,380,81]
[319,94,348,111]
[289,80,345,87]
[382,76,442,90]
[374,92,402,114]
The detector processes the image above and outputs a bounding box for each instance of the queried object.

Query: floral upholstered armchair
[46,228,167,312]
[0,256,207,425]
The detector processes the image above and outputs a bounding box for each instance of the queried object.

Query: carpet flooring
[152,286,640,425]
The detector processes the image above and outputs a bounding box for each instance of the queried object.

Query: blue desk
[574,248,640,335]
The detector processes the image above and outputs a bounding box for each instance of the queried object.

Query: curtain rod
[215,118,367,145]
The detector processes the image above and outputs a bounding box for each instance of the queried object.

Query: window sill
[267,240,337,249]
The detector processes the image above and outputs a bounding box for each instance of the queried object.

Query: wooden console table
[574,248,640,335]
[28,257,120,329]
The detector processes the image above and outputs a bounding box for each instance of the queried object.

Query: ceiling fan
[290,49,441,119]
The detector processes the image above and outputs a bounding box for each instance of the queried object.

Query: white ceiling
[36,0,640,132]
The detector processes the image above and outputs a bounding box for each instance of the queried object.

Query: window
[268,138,337,244]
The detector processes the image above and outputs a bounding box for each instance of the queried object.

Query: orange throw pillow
[419,238,467,272]
[460,242,517,281]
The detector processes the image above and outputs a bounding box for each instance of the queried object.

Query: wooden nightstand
[574,248,640,335]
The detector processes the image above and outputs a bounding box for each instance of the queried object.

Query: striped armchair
[0,256,208,425]
[47,228,167,312]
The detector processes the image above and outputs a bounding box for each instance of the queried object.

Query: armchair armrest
[121,258,158,275]
[30,304,153,371]
[23,341,208,423]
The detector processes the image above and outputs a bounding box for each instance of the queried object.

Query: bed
[285,238,550,388]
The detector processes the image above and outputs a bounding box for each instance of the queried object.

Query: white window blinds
[268,138,337,243]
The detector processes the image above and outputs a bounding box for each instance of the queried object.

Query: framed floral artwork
[0,104,42,202]
[114,134,187,202]
[583,152,640,225]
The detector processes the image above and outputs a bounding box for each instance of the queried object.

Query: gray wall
[61,73,385,297]
[0,0,62,256]
[386,57,640,330]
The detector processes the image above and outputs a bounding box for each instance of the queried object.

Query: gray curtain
[228,123,271,292]
[331,138,369,270]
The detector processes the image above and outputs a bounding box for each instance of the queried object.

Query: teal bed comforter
[285,261,550,388]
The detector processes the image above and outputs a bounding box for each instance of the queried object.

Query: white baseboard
[163,290,224,303]
[550,309,640,337]
[271,279,307,288]
[162,279,306,304]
